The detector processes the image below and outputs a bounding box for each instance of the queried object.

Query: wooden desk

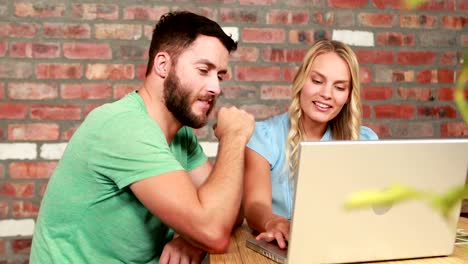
[210,217,468,264]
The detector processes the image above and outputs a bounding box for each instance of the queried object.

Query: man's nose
[207,76,221,96]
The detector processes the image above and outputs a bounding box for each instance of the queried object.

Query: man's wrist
[219,135,249,147]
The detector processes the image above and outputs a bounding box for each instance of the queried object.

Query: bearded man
[30,11,254,264]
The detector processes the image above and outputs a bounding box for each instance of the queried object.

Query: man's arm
[189,161,244,228]
[158,160,243,263]
[130,107,254,253]
[188,161,213,189]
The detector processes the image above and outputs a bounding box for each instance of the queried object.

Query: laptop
[246,139,468,264]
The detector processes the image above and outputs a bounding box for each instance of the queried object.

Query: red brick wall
[0,0,467,262]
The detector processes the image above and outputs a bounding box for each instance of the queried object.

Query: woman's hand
[256,216,290,249]
[159,236,207,264]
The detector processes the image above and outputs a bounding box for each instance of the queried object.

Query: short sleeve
[172,127,207,171]
[89,112,184,189]
[360,126,379,140]
[247,121,276,166]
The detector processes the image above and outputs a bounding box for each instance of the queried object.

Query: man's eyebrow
[195,59,228,74]
[311,70,349,84]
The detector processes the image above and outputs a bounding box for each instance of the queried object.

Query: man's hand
[214,106,254,143]
[159,236,207,264]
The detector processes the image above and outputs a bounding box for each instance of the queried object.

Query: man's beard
[163,70,215,128]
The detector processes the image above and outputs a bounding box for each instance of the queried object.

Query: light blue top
[246,112,379,219]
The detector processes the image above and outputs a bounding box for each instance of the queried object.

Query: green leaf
[345,183,468,221]
[454,50,468,124]
[344,184,423,209]
[430,185,468,218]
[404,0,428,9]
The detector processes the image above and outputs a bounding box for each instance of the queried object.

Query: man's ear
[153,52,171,78]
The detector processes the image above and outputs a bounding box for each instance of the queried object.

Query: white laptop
[246,139,468,264]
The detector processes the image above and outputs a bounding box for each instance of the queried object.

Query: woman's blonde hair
[285,40,362,179]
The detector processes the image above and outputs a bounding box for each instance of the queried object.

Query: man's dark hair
[145,11,238,77]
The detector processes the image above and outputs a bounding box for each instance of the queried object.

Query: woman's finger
[274,232,287,249]
[284,229,290,241]
[256,232,275,242]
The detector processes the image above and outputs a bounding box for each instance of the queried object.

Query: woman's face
[299,51,351,128]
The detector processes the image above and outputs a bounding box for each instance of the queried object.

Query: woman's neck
[301,118,328,141]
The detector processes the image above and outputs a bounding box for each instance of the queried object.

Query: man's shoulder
[89,92,141,118]
[86,93,151,131]
[70,93,162,150]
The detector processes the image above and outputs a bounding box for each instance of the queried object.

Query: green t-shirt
[30,91,208,263]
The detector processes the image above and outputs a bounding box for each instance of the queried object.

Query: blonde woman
[244,39,378,249]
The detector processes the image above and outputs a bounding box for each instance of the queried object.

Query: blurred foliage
[345,185,468,220]
[455,50,468,123]
[344,0,467,220]
[403,0,429,9]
